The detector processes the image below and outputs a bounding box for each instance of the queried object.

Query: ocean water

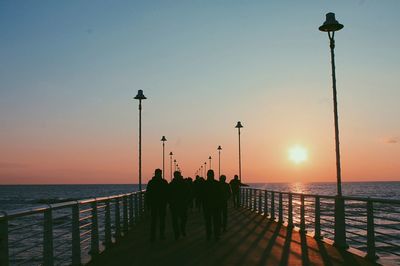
[0,182,399,265]
[1,182,399,212]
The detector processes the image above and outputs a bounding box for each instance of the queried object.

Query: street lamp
[174,159,177,171]
[161,136,167,179]
[319,12,346,249]
[204,162,207,177]
[208,156,212,169]
[169,152,173,181]
[217,145,222,178]
[133,89,146,192]
[235,121,243,182]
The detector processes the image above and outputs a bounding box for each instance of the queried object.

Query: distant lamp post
[235,121,243,182]
[161,136,167,179]
[319,12,346,249]
[134,89,146,192]
[208,156,212,169]
[169,152,173,181]
[217,145,222,178]
[174,159,177,171]
[201,165,203,177]
[204,162,207,177]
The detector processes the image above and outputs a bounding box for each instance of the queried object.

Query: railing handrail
[0,190,146,220]
[249,187,400,204]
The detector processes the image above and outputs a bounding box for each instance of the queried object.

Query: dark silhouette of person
[219,175,231,232]
[202,169,223,240]
[169,171,189,240]
[193,175,205,211]
[229,174,248,208]
[185,177,194,211]
[145,168,168,242]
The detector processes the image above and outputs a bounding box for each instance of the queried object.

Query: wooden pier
[88,206,376,266]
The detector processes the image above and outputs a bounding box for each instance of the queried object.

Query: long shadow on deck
[88,206,378,266]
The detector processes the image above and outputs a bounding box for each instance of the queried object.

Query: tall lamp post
[235,121,243,182]
[208,156,212,169]
[204,162,207,177]
[169,152,173,181]
[174,159,177,171]
[161,136,167,179]
[319,12,346,248]
[134,89,146,192]
[217,145,222,179]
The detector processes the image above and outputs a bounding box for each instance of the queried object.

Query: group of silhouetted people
[145,168,247,242]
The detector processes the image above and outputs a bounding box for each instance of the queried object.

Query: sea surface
[1,182,399,212]
[0,182,399,265]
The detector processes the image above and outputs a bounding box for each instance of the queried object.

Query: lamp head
[217,145,222,150]
[134,89,147,100]
[235,121,243,128]
[319,13,343,32]
[161,136,167,142]
[169,152,173,156]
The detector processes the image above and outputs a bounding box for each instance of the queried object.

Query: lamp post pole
[208,156,212,170]
[134,90,146,192]
[204,162,207,177]
[169,152,173,181]
[319,12,346,248]
[235,121,243,182]
[174,159,177,171]
[161,136,167,179]
[217,146,222,179]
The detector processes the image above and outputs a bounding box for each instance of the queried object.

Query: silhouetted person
[229,174,248,208]
[193,175,205,211]
[185,177,194,211]
[169,171,189,240]
[146,168,168,242]
[202,169,223,240]
[219,175,231,232]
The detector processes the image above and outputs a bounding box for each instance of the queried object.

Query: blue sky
[1,1,399,183]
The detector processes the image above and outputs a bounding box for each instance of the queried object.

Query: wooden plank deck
[88,206,378,266]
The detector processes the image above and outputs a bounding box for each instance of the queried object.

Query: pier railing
[0,191,146,266]
[240,187,400,263]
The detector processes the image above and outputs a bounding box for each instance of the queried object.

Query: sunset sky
[1,1,399,184]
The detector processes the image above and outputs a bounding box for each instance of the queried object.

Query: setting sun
[289,146,308,164]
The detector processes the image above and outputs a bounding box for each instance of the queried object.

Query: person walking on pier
[202,169,223,240]
[146,168,169,242]
[219,175,231,232]
[193,175,205,211]
[169,171,190,240]
[229,174,248,208]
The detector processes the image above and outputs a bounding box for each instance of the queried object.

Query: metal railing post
[314,196,321,239]
[253,189,257,211]
[123,196,129,235]
[258,190,262,213]
[134,194,139,223]
[247,188,251,208]
[288,193,293,228]
[270,191,275,220]
[90,201,99,257]
[366,200,377,261]
[43,207,54,266]
[278,193,283,223]
[0,213,9,266]
[129,194,134,227]
[115,198,121,241]
[334,196,347,248]
[264,190,268,217]
[300,194,306,233]
[104,200,112,248]
[71,203,81,266]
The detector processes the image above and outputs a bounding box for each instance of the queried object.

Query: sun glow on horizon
[289,145,308,164]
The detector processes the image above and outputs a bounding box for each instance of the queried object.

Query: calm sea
[1,182,399,212]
